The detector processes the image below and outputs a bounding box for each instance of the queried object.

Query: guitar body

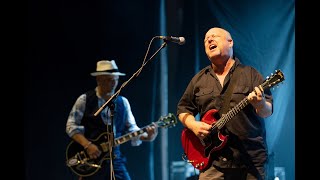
[66,132,113,177]
[181,109,228,171]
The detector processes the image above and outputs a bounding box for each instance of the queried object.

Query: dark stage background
[26,0,295,179]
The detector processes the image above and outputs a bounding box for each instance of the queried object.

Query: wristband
[84,141,92,150]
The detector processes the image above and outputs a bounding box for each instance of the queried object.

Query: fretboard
[114,124,156,146]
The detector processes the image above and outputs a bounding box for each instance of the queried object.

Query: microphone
[157,36,186,45]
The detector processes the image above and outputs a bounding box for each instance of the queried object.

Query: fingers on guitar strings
[253,86,265,98]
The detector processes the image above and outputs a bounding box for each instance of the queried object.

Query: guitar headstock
[156,113,178,128]
[261,69,285,90]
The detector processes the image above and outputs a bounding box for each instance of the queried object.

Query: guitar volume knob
[67,158,79,166]
[195,162,204,168]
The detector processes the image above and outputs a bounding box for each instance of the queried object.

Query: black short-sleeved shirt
[177,58,273,168]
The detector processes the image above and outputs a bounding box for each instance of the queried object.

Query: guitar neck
[114,123,157,146]
[214,69,284,130]
[216,97,249,129]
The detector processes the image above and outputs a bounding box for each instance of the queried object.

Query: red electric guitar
[181,70,284,171]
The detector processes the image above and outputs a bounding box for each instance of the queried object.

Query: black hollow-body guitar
[66,113,177,177]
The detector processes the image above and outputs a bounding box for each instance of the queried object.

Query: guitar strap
[219,64,244,116]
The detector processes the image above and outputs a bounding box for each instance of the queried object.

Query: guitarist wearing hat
[65,60,158,180]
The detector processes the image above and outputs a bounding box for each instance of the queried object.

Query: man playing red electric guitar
[177,27,275,180]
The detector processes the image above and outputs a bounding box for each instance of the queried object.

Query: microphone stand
[94,40,167,116]
[93,39,167,178]
[107,101,115,180]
